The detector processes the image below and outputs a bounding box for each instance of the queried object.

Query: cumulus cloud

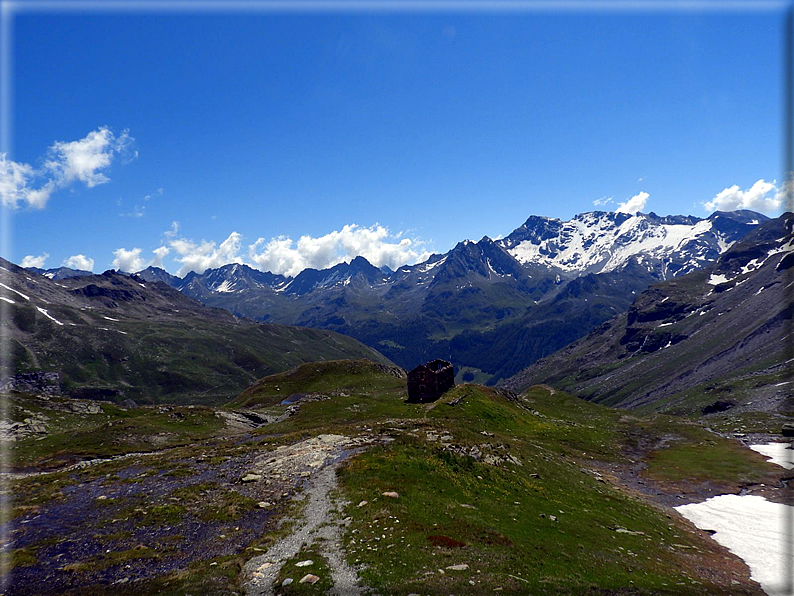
[21,253,49,268]
[169,232,244,277]
[615,191,650,214]
[151,246,170,268]
[112,247,146,273]
[593,196,613,207]
[704,179,784,214]
[248,223,431,277]
[63,254,95,271]
[161,223,430,278]
[0,127,134,209]
[0,157,36,209]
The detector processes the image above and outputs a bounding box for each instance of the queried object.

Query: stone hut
[406,359,454,403]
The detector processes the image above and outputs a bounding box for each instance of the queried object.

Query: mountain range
[121,209,765,384]
[502,212,793,417]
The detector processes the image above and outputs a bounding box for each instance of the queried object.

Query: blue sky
[2,5,788,276]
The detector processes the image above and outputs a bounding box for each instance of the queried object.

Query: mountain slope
[501,213,794,415]
[2,258,391,405]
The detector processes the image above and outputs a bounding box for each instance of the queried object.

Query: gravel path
[243,436,367,596]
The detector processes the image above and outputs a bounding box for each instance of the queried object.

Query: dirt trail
[243,434,370,596]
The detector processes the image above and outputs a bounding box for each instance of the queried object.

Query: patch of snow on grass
[0,296,15,304]
[750,443,793,470]
[36,307,64,325]
[676,494,794,596]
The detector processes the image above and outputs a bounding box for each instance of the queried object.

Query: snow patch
[0,282,30,301]
[708,273,732,285]
[675,494,794,596]
[214,279,237,293]
[0,296,15,304]
[103,316,119,322]
[749,443,793,470]
[419,256,447,273]
[36,307,63,326]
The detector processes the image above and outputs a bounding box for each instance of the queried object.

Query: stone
[281,578,293,586]
[241,473,262,483]
[358,500,368,507]
[382,491,399,498]
[295,560,313,567]
[299,573,320,584]
[614,526,644,535]
[446,564,469,571]
[257,501,271,508]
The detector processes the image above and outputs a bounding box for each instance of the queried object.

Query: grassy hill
[10,360,785,595]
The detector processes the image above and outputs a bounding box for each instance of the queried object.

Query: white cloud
[593,196,613,207]
[248,223,431,277]
[615,191,650,214]
[112,247,146,273]
[0,127,134,209]
[169,232,244,276]
[151,246,170,268]
[63,254,95,271]
[164,221,180,239]
[21,253,49,268]
[162,223,430,278]
[120,204,146,218]
[0,156,37,209]
[704,179,783,214]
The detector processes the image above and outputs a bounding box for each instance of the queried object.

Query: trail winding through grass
[243,435,367,596]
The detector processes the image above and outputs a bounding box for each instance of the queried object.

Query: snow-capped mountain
[497,210,766,279]
[503,212,793,412]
